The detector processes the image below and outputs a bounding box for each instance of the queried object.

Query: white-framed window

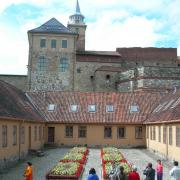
[88,105,96,112]
[70,105,78,112]
[106,105,114,112]
[48,104,56,111]
[38,56,47,71]
[130,105,139,113]
[59,57,69,72]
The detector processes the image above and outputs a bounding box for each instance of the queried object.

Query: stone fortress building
[1,0,180,92]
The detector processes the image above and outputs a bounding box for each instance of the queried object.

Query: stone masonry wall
[28,33,76,91]
[0,75,28,91]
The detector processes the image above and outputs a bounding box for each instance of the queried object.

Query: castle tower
[68,0,87,51]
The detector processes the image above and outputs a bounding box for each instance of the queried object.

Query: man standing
[169,161,180,180]
[143,163,155,180]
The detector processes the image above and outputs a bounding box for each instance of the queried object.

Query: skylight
[106,105,114,112]
[130,105,139,113]
[48,104,56,111]
[88,105,96,112]
[70,105,78,112]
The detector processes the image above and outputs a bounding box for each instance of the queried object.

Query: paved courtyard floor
[0,148,173,180]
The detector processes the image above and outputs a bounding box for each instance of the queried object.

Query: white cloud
[86,14,161,51]
[0,24,28,74]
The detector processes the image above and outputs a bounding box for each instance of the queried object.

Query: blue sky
[0,0,180,75]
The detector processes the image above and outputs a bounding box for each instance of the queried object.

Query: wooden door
[48,127,55,143]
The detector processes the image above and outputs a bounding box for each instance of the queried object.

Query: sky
[0,0,180,75]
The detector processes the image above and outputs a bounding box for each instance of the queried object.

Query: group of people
[23,159,180,180]
[87,160,180,180]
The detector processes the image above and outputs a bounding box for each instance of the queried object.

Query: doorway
[48,127,55,143]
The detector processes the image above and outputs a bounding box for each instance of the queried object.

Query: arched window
[59,57,69,72]
[38,56,46,71]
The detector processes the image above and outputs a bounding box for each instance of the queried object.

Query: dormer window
[88,105,96,112]
[48,104,56,111]
[70,105,78,112]
[106,105,114,112]
[130,105,139,113]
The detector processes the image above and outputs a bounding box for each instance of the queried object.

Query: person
[143,162,155,180]
[116,166,127,180]
[128,165,140,180]
[87,168,99,180]
[109,162,118,180]
[156,159,163,180]
[169,161,180,180]
[24,162,33,180]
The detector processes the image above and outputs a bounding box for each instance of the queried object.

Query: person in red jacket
[128,165,140,180]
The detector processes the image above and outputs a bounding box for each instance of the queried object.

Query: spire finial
[76,0,81,14]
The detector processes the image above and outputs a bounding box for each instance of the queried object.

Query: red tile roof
[146,88,180,123]
[0,80,44,122]
[27,91,163,124]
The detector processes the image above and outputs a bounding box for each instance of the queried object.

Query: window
[158,126,161,142]
[150,126,152,140]
[146,126,149,139]
[135,127,142,139]
[2,125,7,147]
[78,126,86,138]
[106,75,110,80]
[169,127,172,145]
[176,127,180,147]
[70,105,78,112]
[20,126,25,144]
[104,127,112,138]
[39,126,42,141]
[90,76,94,80]
[88,105,96,112]
[153,126,156,141]
[34,126,37,141]
[62,40,67,48]
[106,105,114,112]
[65,126,73,138]
[43,127,45,140]
[51,39,56,48]
[38,56,46,71]
[163,127,167,144]
[59,57,69,72]
[13,125,17,145]
[117,127,125,139]
[77,68,81,73]
[48,104,56,111]
[40,39,46,48]
[130,105,139,113]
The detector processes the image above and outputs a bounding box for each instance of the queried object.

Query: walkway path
[81,149,102,180]
[0,148,174,180]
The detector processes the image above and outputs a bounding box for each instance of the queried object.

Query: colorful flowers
[101,147,132,179]
[46,147,88,179]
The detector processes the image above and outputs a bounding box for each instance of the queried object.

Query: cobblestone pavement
[0,148,174,180]
[120,148,172,180]
[81,149,101,179]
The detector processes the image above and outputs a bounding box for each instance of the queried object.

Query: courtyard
[0,147,173,180]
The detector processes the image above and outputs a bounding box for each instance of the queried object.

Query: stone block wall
[0,75,28,91]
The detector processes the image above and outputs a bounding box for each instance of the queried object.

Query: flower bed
[46,147,88,180]
[101,147,132,180]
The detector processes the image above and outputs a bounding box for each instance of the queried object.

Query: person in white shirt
[169,161,180,180]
